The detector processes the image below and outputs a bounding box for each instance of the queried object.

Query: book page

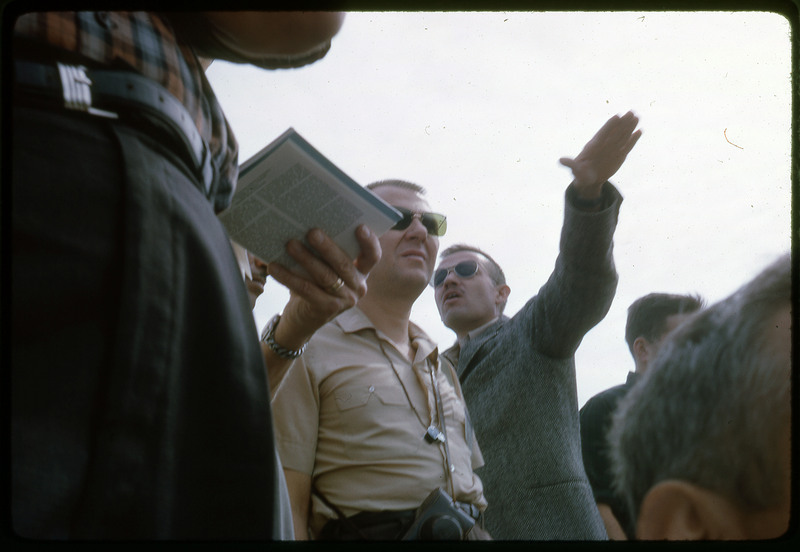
[218,128,401,272]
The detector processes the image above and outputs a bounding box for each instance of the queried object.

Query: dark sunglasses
[391,206,447,237]
[433,260,479,288]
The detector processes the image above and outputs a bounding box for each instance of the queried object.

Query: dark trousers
[10,105,276,539]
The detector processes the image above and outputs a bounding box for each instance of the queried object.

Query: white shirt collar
[457,316,500,348]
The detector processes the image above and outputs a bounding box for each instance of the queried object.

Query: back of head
[609,253,792,537]
[624,293,705,356]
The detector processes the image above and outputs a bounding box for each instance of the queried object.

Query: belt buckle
[57,63,118,119]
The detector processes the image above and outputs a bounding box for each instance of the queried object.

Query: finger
[304,229,364,291]
[282,236,355,296]
[620,128,643,157]
[616,112,640,140]
[559,157,577,169]
[269,260,356,310]
[590,114,622,144]
[604,113,639,148]
[353,224,381,276]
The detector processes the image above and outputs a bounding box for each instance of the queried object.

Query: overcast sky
[206,11,792,408]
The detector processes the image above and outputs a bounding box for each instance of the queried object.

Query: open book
[219,128,401,272]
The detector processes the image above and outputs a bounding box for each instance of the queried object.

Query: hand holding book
[219,128,395,391]
[259,224,381,394]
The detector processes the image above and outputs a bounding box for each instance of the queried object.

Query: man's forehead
[437,250,483,269]
[375,185,431,211]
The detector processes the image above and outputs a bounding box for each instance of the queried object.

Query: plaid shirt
[14,11,238,208]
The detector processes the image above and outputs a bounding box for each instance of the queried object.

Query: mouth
[441,289,461,305]
[401,250,427,261]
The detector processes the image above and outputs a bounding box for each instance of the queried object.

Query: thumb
[559,157,576,169]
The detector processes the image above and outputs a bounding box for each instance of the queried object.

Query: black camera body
[402,488,476,540]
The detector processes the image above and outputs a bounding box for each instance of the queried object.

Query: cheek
[427,239,439,258]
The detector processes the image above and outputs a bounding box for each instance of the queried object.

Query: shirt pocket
[331,384,424,462]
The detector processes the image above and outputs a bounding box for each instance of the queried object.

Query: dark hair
[609,253,791,531]
[624,293,705,355]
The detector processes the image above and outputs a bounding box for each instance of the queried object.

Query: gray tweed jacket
[442,183,622,540]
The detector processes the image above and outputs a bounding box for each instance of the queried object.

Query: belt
[319,502,482,540]
[320,509,416,540]
[13,60,216,198]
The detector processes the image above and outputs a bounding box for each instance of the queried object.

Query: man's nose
[442,268,460,286]
[404,215,428,240]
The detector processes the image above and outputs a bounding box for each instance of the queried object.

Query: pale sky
[206,11,792,408]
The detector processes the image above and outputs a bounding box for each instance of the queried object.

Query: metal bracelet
[261,314,307,359]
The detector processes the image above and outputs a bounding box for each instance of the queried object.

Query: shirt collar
[457,316,501,349]
[335,306,439,362]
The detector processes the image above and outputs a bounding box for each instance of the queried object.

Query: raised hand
[559,111,642,198]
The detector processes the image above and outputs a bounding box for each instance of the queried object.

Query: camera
[402,488,476,540]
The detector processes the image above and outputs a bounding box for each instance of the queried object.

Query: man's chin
[400,267,433,289]
[441,310,463,330]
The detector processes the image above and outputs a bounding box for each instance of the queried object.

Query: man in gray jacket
[433,111,641,539]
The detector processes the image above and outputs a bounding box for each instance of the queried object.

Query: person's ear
[636,480,744,540]
[495,284,511,310]
[632,336,650,366]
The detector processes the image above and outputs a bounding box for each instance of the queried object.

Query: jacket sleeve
[523,182,622,359]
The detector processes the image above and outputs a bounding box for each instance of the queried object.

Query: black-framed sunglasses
[432,260,479,288]
[390,206,447,237]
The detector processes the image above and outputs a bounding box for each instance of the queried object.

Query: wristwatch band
[261,314,307,359]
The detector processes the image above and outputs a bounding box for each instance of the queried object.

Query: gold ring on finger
[328,277,345,293]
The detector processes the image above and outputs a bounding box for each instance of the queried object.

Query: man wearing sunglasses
[271,180,488,540]
[432,111,642,540]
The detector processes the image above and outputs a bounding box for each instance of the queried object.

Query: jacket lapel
[458,316,508,383]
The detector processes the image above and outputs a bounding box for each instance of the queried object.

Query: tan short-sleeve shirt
[271,307,486,537]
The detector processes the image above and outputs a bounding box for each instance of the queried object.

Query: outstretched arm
[528,112,641,357]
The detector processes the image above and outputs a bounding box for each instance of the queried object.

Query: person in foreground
[433,111,642,539]
[579,292,704,539]
[608,253,792,540]
[271,180,489,540]
[11,11,348,539]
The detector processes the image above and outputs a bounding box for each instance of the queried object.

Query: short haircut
[439,244,508,314]
[366,179,426,196]
[609,253,792,535]
[624,293,705,355]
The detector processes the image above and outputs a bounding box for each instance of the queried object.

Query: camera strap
[439,354,475,457]
[430,362,457,500]
[376,338,457,503]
